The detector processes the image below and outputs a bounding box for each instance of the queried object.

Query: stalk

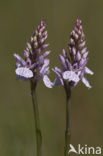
[64,83,71,156]
[31,80,42,156]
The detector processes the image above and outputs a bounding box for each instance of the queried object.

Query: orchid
[14,21,50,85]
[13,19,94,156]
[14,21,51,156]
[43,19,94,156]
[44,19,94,89]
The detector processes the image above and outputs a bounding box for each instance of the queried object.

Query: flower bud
[76,52,81,61]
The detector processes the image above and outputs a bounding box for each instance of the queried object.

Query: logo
[68,144,102,155]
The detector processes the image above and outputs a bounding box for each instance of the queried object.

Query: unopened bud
[31,37,33,42]
[33,36,37,42]
[35,30,38,35]
[43,31,47,36]
[70,38,75,46]
[79,41,86,49]
[81,47,87,54]
[76,52,81,61]
[82,51,88,58]
[72,47,76,55]
[26,43,31,50]
[34,42,38,48]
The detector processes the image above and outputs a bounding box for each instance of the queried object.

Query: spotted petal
[85,67,94,75]
[82,77,92,88]
[44,59,50,66]
[63,71,80,83]
[16,67,33,78]
[40,59,50,75]
[43,75,53,88]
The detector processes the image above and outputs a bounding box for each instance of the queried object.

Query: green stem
[31,81,42,156]
[64,83,71,156]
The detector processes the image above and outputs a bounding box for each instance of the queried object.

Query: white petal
[82,77,92,88]
[16,67,33,78]
[63,71,80,83]
[40,59,50,74]
[85,67,94,75]
[43,75,53,88]
[63,71,71,80]
[44,59,50,67]
[78,71,81,76]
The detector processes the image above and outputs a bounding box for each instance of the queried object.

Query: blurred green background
[0,0,103,156]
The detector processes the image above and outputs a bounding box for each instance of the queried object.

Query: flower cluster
[14,19,93,89]
[14,21,50,83]
[44,19,93,89]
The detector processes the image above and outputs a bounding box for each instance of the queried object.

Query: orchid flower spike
[14,21,50,87]
[44,19,94,89]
